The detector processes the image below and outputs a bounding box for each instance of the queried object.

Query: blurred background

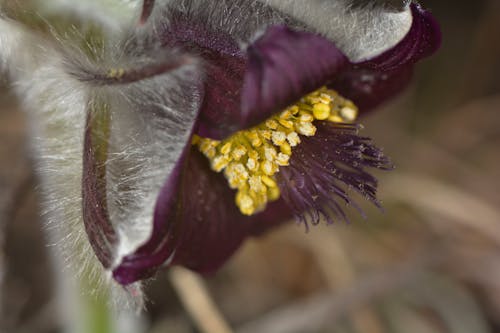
[1,0,500,332]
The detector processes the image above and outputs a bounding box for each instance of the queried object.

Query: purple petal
[197,25,349,139]
[161,22,349,140]
[193,52,247,140]
[331,66,413,112]
[330,3,441,112]
[276,122,393,229]
[240,25,349,131]
[167,150,253,272]
[158,10,247,140]
[113,148,292,285]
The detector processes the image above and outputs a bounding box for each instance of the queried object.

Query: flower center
[193,87,358,216]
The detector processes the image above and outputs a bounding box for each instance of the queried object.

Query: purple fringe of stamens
[276,122,393,229]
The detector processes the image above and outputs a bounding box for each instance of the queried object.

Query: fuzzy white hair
[0,17,149,319]
[142,0,412,61]
[1,8,202,307]
[259,0,413,62]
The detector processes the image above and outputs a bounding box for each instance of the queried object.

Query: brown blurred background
[1,0,500,332]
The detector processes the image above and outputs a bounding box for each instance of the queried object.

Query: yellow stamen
[193,87,358,216]
[107,68,125,79]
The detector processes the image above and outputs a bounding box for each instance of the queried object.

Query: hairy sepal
[5,34,143,310]
[2,14,202,308]
[258,0,413,62]
[94,66,202,270]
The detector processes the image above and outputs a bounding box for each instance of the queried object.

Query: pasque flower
[0,0,440,290]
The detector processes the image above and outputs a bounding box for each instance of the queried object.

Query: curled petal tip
[330,2,442,113]
[241,25,349,129]
[196,25,350,140]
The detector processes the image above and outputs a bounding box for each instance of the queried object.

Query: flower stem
[169,267,233,333]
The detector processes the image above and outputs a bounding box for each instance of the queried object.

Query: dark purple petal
[158,9,246,140]
[113,148,292,285]
[194,52,247,140]
[248,199,293,236]
[330,3,441,112]
[331,66,413,112]
[195,25,349,140]
[276,122,393,229]
[240,26,349,132]
[168,150,254,272]
[82,102,118,269]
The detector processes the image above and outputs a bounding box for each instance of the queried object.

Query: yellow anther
[280,142,292,155]
[280,110,293,119]
[268,187,281,201]
[264,147,277,161]
[236,192,255,216]
[299,113,314,122]
[276,153,290,166]
[340,105,358,122]
[308,96,321,104]
[191,136,201,145]
[220,142,232,155]
[297,103,313,112]
[249,176,266,193]
[226,169,246,188]
[320,93,333,103]
[259,130,272,140]
[246,130,262,147]
[192,87,358,216]
[296,122,317,136]
[107,68,125,79]
[278,118,294,129]
[313,103,331,120]
[200,146,216,159]
[261,160,276,175]
[108,68,117,78]
[262,175,277,188]
[232,147,246,160]
[230,163,248,178]
[328,114,344,123]
[272,131,287,146]
[248,150,259,160]
[265,119,279,130]
[212,155,230,172]
[246,158,258,171]
[289,105,300,115]
[199,141,211,151]
[287,132,301,147]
